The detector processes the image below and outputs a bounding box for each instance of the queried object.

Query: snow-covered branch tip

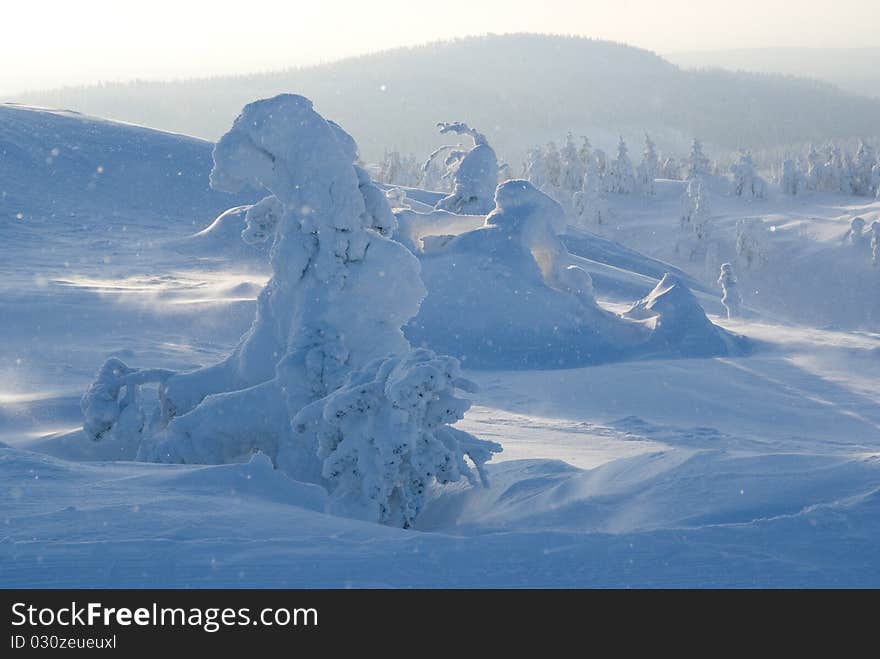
[436,121,488,147]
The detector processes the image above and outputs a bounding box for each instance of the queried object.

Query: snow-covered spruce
[844,217,866,248]
[730,151,766,199]
[572,152,609,228]
[81,94,499,527]
[685,138,711,179]
[433,122,498,215]
[779,159,802,196]
[636,134,660,195]
[871,221,880,267]
[608,137,636,194]
[718,263,742,319]
[283,349,501,527]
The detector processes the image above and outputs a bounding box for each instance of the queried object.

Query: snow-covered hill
[14,34,880,161]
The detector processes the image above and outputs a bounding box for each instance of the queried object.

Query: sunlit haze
[3,0,877,95]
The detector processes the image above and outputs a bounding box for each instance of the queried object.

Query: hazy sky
[3,0,877,95]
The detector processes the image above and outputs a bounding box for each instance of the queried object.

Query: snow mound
[406,181,745,368]
[623,273,748,358]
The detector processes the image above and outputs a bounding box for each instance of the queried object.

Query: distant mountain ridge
[13,34,880,162]
[666,47,880,99]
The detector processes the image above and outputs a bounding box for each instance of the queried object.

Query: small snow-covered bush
[81,358,173,443]
[286,349,501,527]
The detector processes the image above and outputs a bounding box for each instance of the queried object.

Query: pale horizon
[3,0,878,96]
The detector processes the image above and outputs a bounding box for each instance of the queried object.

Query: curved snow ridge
[132,452,327,512]
[417,450,880,535]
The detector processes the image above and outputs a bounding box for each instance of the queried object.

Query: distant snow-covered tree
[524,147,548,189]
[544,141,562,189]
[661,156,680,180]
[735,218,769,269]
[636,133,660,195]
[853,140,876,196]
[377,150,421,187]
[434,121,499,215]
[379,149,401,184]
[685,138,711,179]
[422,144,457,192]
[608,136,636,194]
[822,143,845,192]
[578,136,592,166]
[805,144,823,190]
[560,133,585,196]
[717,263,742,319]
[593,148,609,184]
[680,177,699,230]
[730,151,766,199]
[679,177,712,260]
[779,158,802,196]
[843,216,866,247]
[872,162,880,198]
[870,221,880,266]
[572,153,609,227]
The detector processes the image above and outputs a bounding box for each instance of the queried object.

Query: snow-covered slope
[2,103,879,587]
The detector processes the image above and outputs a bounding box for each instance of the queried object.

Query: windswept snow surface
[2,106,880,587]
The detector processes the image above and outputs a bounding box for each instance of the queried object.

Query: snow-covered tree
[593,148,609,182]
[870,221,880,267]
[572,153,609,228]
[822,143,845,192]
[544,141,562,189]
[608,136,636,194]
[872,162,880,198]
[717,263,742,319]
[378,150,422,187]
[559,132,585,196]
[690,180,712,246]
[730,151,766,199]
[853,140,876,196]
[636,134,660,195]
[379,149,402,185]
[291,349,500,527]
[779,158,802,196]
[685,138,711,179]
[422,144,458,192]
[434,121,499,215]
[523,146,550,191]
[661,156,680,180]
[578,136,592,166]
[83,94,500,527]
[678,177,711,260]
[680,177,700,230]
[843,216,866,247]
[805,144,823,190]
[735,218,768,269]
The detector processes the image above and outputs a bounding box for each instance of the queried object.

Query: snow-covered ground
[2,104,879,587]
